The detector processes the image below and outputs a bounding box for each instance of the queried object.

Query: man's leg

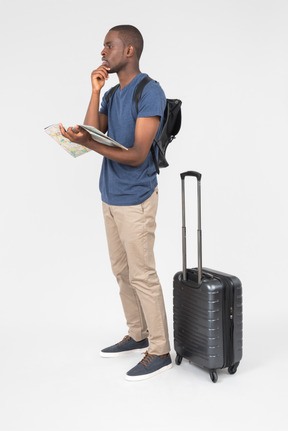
[102,202,148,342]
[108,188,170,356]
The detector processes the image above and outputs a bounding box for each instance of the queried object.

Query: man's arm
[83,65,109,133]
[59,115,160,167]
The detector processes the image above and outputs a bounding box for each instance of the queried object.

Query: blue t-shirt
[99,73,166,206]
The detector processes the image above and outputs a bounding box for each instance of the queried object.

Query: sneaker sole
[125,363,173,381]
[100,347,148,358]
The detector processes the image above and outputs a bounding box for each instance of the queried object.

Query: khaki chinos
[102,187,170,356]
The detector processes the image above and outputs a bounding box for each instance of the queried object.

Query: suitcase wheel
[175,353,183,366]
[209,369,218,383]
[228,362,239,375]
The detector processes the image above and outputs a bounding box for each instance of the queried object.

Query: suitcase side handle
[180,171,203,284]
[180,171,202,181]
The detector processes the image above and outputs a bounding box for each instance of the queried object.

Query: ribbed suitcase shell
[173,268,243,374]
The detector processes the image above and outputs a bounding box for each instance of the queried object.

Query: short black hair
[109,25,144,60]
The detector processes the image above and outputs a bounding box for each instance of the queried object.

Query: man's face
[101,31,126,74]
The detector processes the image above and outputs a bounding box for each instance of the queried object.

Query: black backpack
[105,75,182,174]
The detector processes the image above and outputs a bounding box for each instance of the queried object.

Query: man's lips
[102,60,109,66]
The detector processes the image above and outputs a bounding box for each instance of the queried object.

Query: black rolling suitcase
[173,171,243,383]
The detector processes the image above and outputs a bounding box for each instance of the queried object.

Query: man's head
[101,25,144,74]
[109,25,144,60]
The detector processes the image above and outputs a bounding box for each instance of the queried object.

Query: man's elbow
[130,154,148,167]
[127,149,148,167]
[129,159,144,167]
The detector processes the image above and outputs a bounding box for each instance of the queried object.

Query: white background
[1,0,287,429]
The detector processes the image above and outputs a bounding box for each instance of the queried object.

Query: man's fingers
[59,123,69,138]
[92,71,106,81]
[59,124,76,140]
[93,65,110,74]
[91,66,110,81]
[69,125,85,135]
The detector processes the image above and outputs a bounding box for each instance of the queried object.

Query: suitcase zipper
[224,278,235,368]
[215,275,235,368]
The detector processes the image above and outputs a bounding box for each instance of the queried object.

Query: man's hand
[59,124,92,147]
[91,64,110,93]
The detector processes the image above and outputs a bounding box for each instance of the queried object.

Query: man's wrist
[91,89,101,96]
[86,134,94,145]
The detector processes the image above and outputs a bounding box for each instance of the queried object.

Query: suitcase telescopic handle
[180,171,203,284]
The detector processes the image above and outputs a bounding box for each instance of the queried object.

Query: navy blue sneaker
[126,351,172,381]
[100,335,149,357]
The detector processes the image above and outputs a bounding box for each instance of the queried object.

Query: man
[60,25,171,381]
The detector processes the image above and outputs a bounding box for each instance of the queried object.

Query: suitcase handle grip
[180,171,203,284]
[180,171,202,181]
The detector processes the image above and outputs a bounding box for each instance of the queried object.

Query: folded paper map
[45,123,127,158]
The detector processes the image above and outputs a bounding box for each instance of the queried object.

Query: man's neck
[117,68,141,89]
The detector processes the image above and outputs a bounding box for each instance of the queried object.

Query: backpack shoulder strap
[133,75,161,174]
[105,84,120,104]
[133,75,153,113]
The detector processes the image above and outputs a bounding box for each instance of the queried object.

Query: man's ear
[126,45,134,57]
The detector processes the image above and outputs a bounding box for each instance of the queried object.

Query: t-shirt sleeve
[137,81,166,119]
